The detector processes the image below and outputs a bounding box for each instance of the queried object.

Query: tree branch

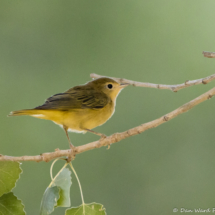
[90,73,215,92]
[203,51,215,58]
[1,84,215,162]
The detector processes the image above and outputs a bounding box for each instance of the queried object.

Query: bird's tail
[8,109,42,116]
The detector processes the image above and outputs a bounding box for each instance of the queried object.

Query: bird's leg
[84,129,107,139]
[63,125,75,150]
[85,129,110,149]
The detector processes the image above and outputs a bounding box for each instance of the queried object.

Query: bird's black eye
[107,84,113,89]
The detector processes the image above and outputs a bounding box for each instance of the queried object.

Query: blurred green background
[1,1,215,214]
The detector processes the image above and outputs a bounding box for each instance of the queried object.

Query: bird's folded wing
[34,90,109,110]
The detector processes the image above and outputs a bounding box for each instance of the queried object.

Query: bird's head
[89,77,128,102]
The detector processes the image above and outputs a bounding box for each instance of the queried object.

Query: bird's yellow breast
[35,101,115,133]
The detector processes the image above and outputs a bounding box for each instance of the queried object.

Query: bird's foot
[99,134,107,141]
[99,134,110,149]
[67,144,76,162]
[69,143,75,150]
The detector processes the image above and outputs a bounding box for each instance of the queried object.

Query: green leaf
[0,192,25,215]
[0,161,22,196]
[65,203,106,215]
[53,168,72,207]
[40,186,60,215]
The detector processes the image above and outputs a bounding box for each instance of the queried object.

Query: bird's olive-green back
[34,78,114,111]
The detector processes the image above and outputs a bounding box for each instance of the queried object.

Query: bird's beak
[119,83,129,88]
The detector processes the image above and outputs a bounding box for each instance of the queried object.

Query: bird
[9,77,128,148]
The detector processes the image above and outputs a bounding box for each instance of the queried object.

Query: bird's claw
[98,135,110,149]
[99,134,107,141]
[69,143,75,150]
[67,144,76,162]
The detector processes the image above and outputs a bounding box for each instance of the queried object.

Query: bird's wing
[34,89,109,110]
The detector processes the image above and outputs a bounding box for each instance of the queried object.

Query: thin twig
[1,85,215,162]
[203,51,215,58]
[90,73,215,92]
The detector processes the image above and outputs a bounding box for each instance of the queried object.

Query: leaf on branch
[65,203,106,215]
[40,186,60,215]
[0,192,25,215]
[53,168,72,207]
[0,161,22,197]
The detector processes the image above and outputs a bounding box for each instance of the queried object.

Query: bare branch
[1,85,215,162]
[203,51,215,58]
[0,148,73,162]
[90,73,215,92]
